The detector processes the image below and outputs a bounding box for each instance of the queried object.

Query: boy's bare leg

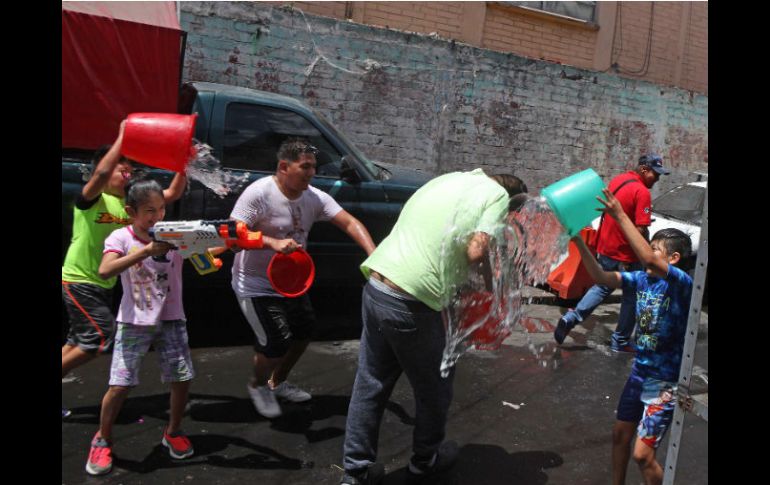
[98,386,131,441]
[633,438,663,485]
[62,345,97,378]
[251,352,281,387]
[270,339,309,385]
[62,344,76,357]
[168,380,191,434]
[612,420,637,485]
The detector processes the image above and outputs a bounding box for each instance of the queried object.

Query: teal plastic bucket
[541,169,606,237]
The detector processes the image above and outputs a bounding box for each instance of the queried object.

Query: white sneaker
[246,384,282,418]
[270,380,312,403]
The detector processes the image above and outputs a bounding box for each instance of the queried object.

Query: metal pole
[662,184,708,485]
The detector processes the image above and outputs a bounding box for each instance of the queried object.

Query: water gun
[149,220,263,275]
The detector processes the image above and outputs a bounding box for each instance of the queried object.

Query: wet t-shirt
[361,169,510,312]
[230,176,342,298]
[62,192,131,289]
[104,226,185,325]
[621,265,693,381]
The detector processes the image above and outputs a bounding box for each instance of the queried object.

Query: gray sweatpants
[342,280,455,474]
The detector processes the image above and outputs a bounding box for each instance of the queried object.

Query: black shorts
[237,295,316,358]
[62,281,116,354]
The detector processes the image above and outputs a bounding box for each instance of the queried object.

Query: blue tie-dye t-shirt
[621,265,693,381]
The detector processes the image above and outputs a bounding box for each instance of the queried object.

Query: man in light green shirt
[340,169,528,485]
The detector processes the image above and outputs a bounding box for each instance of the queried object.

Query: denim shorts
[616,366,677,449]
[62,281,116,354]
[109,320,194,387]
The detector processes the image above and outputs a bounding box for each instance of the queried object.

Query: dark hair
[90,144,132,169]
[277,137,319,163]
[124,176,163,210]
[488,173,529,211]
[651,228,692,263]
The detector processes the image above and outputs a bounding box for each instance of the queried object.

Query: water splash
[440,196,570,377]
[184,141,250,198]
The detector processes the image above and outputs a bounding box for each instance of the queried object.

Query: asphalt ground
[62,287,708,484]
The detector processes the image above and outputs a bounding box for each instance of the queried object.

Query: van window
[223,103,342,173]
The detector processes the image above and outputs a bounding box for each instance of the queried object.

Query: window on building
[502,1,597,23]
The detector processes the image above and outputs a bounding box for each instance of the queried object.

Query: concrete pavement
[62,287,708,484]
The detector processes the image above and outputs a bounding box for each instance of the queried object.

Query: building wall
[681,3,708,95]
[482,3,597,69]
[261,1,707,94]
[180,2,707,195]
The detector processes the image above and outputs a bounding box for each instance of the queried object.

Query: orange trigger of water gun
[219,222,264,251]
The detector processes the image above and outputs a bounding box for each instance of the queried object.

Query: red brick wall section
[362,1,465,40]
[265,1,349,20]
[609,2,682,88]
[682,2,708,94]
[270,1,706,93]
[482,3,596,69]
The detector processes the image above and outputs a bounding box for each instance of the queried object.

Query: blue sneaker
[554,318,574,345]
[611,344,636,354]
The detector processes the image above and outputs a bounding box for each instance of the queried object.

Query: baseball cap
[638,153,670,175]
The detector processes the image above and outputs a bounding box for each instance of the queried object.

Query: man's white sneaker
[247,384,282,418]
[270,381,312,403]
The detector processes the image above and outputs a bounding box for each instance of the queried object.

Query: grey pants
[342,281,455,474]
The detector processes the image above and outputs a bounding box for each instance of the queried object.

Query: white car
[648,181,706,257]
[591,180,706,259]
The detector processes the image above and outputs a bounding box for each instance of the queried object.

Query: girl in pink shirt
[85,178,195,476]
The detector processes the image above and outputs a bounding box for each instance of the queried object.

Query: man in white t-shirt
[231,138,376,418]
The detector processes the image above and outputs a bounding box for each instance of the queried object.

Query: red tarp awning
[62,2,183,149]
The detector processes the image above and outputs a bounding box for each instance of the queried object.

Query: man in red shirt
[554,154,670,352]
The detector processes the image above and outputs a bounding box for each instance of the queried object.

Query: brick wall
[482,3,596,69]
[270,1,707,94]
[181,2,707,196]
[267,1,348,20]
[609,2,681,90]
[361,2,465,40]
[681,2,707,95]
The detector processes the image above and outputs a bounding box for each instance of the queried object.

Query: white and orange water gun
[149,219,263,275]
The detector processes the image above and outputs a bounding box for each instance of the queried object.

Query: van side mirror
[340,156,361,184]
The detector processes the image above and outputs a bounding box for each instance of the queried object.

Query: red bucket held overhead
[121,113,198,173]
[267,249,316,298]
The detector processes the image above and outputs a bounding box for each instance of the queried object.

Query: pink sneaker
[162,428,194,459]
[85,434,113,476]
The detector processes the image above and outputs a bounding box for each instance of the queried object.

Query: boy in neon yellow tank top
[62,121,187,417]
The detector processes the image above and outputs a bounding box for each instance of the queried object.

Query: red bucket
[267,249,316,298]
[458,291,509,349]
[121,113,198,173]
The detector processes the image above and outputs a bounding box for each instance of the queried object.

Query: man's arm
[598,188,668,278]
[330,210,376,256]
[467,232,490,264]
[226,218,300,254]
[466,231,494,289]
[81,121,126,201]
[574,236,622,288]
